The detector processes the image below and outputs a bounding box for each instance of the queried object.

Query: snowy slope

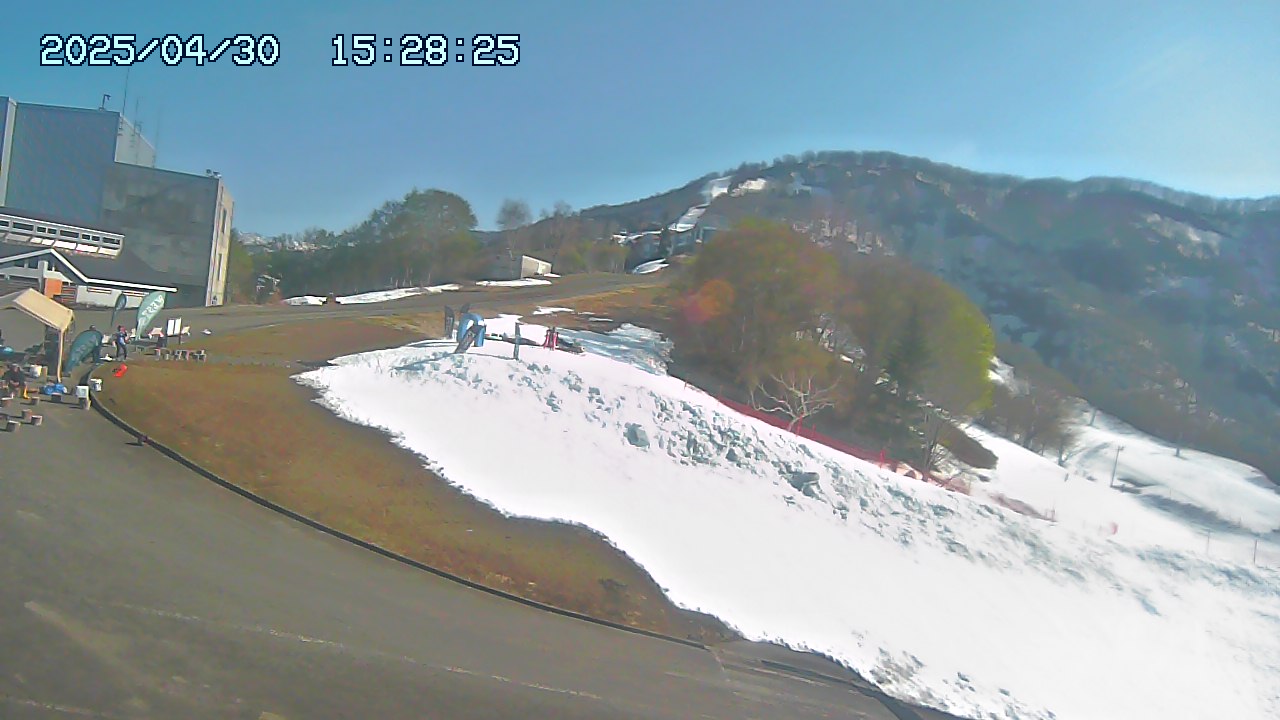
[1063,407,1280,533]
[983,360,1280,540]
[297,321,1280,720]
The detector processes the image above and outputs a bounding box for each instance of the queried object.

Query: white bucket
[89,378,103,392]
[75,385,90,399]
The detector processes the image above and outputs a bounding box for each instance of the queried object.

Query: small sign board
[165,317,183,337]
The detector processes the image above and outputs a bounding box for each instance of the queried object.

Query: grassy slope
[96,288,734,643]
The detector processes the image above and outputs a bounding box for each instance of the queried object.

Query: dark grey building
[0,97,232,306]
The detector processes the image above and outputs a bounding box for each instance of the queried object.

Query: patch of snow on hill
[297,323,1280,720]
[1142,213,1226,255]
[670,206,707,232]
[988,357,1027,394]
[476,278,552,288]
[732,178,770,196]
[631,260,669,275]
[336,284,460,304]
[1063,407,1280,535]
[703,176,733,201]
[282,284,460,306]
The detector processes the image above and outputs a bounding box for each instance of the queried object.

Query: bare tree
[496,199,532,262]
[922,407,946,470]
[753,371,841,432]
[496,198,531,230]
[1056,430,1083,467]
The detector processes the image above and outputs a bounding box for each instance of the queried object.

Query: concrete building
[0,208,176,307]
[0,97,232,306]
[488,253,553,280]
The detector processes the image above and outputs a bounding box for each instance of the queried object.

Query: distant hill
[583,151,1280,485]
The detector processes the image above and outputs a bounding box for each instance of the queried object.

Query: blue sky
[2,0,1278,235]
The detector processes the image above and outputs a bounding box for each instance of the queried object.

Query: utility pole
[1109,445,1123,487]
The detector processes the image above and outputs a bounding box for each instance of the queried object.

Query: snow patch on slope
[296,329,1280,720]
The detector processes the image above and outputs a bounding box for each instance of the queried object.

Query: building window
[0,220,8,227]
[13,222,33,231]
[60,230,79,239]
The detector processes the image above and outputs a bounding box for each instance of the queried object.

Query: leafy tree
[225,229,258,302]
[834,255,915,407]
[885,302,930,397]
[919,284,995,417]
[385,188,478,286]
[433,231,484,280]
[836,255,994,418]
[672,219,839,384]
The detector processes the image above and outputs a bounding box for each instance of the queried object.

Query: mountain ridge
[580,150,1280,486]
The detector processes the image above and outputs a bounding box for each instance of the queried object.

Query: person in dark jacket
[113,325,129,361]
[3,363,25,397]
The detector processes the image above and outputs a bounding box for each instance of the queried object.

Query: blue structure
[456,312,485,348]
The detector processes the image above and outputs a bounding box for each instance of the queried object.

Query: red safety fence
[715,396,883,462]
[713,396,971,495]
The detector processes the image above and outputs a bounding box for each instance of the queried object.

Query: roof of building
[0,242,177,291]
[0,206,125,235]
[0,288,74,331]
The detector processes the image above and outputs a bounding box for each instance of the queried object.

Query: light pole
[1109,445,1124,487]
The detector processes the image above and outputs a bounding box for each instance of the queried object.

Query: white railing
[0,212,123,258]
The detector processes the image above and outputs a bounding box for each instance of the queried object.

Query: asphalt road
[4,274,654,354]
[87,274,661,338]
[1,274,959,720]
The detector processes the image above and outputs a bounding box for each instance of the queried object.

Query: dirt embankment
[97,288,735,644]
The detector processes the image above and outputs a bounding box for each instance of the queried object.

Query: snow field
[296,322,1280,720]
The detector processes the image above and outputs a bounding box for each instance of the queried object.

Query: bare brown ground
[98,286,734,643]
